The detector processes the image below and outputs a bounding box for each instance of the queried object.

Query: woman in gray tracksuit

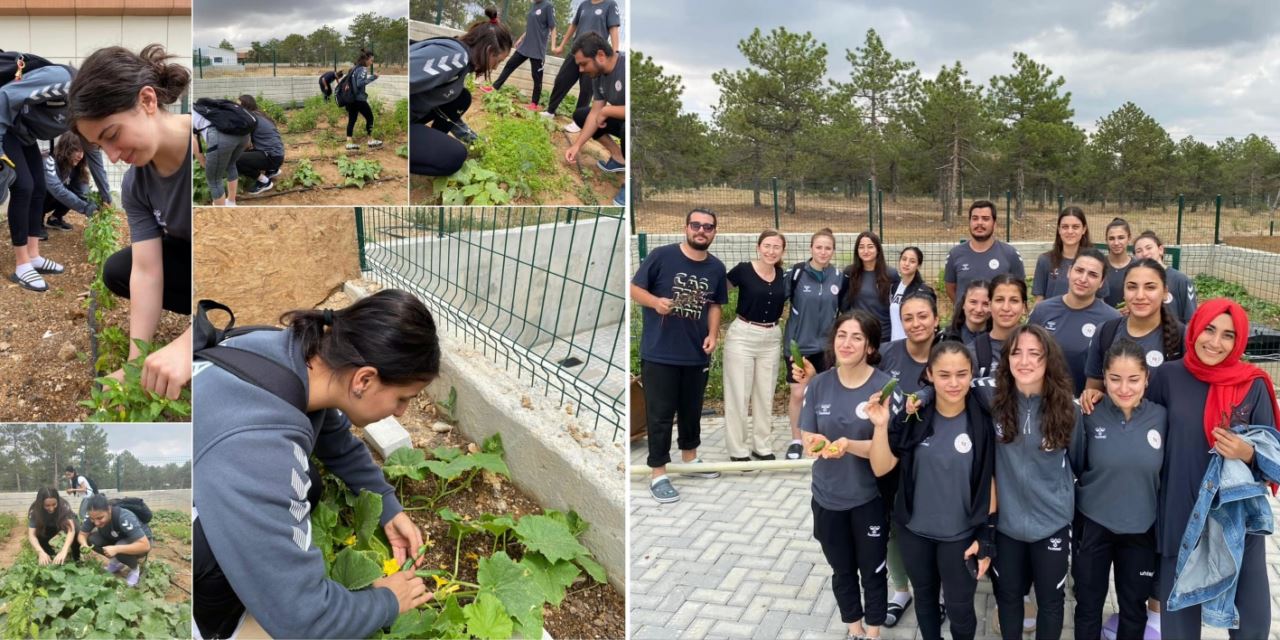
[409,8,514,177]
[344,48,382,151]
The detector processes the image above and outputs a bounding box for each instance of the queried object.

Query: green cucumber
[790,341,804,364]
[811,441,827,453]
[880,378,899,399]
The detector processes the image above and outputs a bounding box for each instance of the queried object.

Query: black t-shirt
[632,243,729,366]
[728,261,784,324]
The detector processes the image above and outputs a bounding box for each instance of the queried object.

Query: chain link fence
[358,206,627,441]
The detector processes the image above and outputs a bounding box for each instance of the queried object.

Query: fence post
[437,207,446,238]
[771,177,780,226]
[1214,194,1223,244]
[1271,221,1275,237]
[1005,190,1012,241]
[1176,194,1184,246]
[867,179,874,231]
[638,233,648,260]
[1057,194,1064,212]
[355,207,367,271]
[197,48,202,79]
[273,48,277,77]
[436,0,445,24]
[503,0,512,22]
[877,190,884,241]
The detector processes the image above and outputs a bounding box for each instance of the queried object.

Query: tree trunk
[786,182,797,215]
[1016,163,1026,220]
[752,177,762,208]
[890,160,899,203]
[951,135,962,225]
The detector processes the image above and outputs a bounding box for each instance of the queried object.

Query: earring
[353,389,364,399]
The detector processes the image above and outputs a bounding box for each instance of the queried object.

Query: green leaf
[66,606,94,636]
[114,598,142,620]
[469,453,510,477]
[388,608,437,638]
[521,552,580,607]
[353,490,383,547]
[433,595,466,637]
[431,446,463,462]
[479,551,544,629]
[382,448,429,481]
[514,515,590,564]
[481,433,505,455]
[329,547,383,590]
[464,593,514,640]
[575,555,607,584]
[474,513,516,538]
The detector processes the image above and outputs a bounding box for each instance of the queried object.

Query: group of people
[27,467,152,587]
[409,1,627,206]
[0,44,192,401]
[633,204,1271,640]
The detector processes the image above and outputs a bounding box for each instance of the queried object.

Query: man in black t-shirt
[631,209,729,504]
[563,32,626,206]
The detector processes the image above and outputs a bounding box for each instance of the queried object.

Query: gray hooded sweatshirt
[193,329,402,639]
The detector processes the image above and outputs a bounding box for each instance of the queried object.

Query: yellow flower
[343,535,357,546]
[465,552,479,562]
[432,575,449,588]
[439,583,461,597]
[382,559,400,576]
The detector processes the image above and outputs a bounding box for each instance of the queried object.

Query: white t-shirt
[889,281,909,342]
[76,476,94,497]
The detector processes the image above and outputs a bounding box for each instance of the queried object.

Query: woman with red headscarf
[1147,298,1279,639]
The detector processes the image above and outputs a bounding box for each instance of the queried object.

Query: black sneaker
[46,218,72,230]
[730,456,755,473]
[452,122,479,144]
[785,442,803,460]
[247,180,273,195]
[885,595,912,628]
[751,451,776,461]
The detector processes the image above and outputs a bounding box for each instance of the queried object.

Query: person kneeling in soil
[235,95,284,195]
[78,494,151,587]
[319,68,345,102]
[408,7,513,177]
[28,487,81,566]
[562,32,625,207]
[192,289,438,639]
[68,45,193,401]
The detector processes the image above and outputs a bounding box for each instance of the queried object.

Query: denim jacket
[1167,424,1280,628]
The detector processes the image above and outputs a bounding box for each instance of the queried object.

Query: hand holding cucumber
[865,379,898,427]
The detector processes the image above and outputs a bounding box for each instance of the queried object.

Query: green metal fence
[358,206,627,441]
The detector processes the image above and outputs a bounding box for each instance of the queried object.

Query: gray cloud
[67,424,192,466]
[194,0,406,49]
[634,0,1280,142]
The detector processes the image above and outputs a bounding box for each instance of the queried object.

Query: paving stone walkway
[630,417,1280,639]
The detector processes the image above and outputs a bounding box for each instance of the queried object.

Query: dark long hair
[993,325,1077,450]
[898,246,924,285]
[827,310,883,368]
[459,7,514,78]
[51,135,89,183]
[1126,258,1182,358]
[29,487,74,533]
[844,231,892,307]
[1103,338,1148,377]
[948,279,992,336]
[900,291,940,347]
[237,95,274,126]
[69,44,189,128]
[87,494,110,513]
[354,47,374,67]
[280,289,441,386]
[1048,206,1092,271]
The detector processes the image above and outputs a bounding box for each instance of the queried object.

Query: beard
[687,236,712,251]
[971,227,993,242]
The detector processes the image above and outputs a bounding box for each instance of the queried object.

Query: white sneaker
[368,139,383,148]
[563,121,581,133]
[539,111,554,119]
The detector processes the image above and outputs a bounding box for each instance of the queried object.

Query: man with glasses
[944,200,1026,302]
[631,209,729,503]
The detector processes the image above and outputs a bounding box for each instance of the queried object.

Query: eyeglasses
[688,222,717,232]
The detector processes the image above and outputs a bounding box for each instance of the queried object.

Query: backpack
[192,299,307,413]
[82,475,101,496]
[974,333,995,378]
[193,98,257,136]
[334,66,358,108]
[0,50,54,86]
[109,497,152,524]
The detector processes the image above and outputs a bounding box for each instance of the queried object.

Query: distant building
[204,46,238,66]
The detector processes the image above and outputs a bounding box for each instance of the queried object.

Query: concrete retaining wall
[371,217,625,348]
[410,20,572,103]
[0,489,191,515]
[193,75,409,108]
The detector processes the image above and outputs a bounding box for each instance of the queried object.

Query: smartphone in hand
[965,555,979,580]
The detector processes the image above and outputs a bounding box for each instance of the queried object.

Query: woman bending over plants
[192,289,440,639]
[68,44,192,401]
[78,494,151,588]
[27,487,81,566]
[409,7,513,177]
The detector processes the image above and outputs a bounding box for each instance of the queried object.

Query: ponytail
[459,7,514,78]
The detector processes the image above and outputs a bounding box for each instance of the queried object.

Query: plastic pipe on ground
[629,459,815,475]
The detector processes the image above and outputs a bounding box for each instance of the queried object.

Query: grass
[1195,274,1280,328]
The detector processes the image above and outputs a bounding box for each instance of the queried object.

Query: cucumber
[790,341,804,364]
[880,378,899,399]
[811,441,827,453]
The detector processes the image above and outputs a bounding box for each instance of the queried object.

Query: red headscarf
[1182,298,1280,446]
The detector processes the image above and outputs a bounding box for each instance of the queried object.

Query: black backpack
[193,300,307,413]
[0,50,54,86]
[334,66,358,108]
[193,98,257,137]
[109,497,152,524]
[83,475,101,496]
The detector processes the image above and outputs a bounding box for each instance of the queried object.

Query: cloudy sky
[64,425,192,466]
[194,0,405,50]
[632,0,1280,143]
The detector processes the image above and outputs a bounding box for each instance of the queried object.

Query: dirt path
[149,534,192,603]
[0,213,184,421]
[0,522,28,569]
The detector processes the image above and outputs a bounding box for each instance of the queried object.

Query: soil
[636,190,1278,243]
[317,290,625,640]
[409,90,623,207]
[0,212,186,422]
[0,521,27,568]
[236,111,408,206]
[148,529,193,603]
[1223,235,1280,253]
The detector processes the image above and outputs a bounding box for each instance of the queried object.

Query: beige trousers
[721,319,782,458]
